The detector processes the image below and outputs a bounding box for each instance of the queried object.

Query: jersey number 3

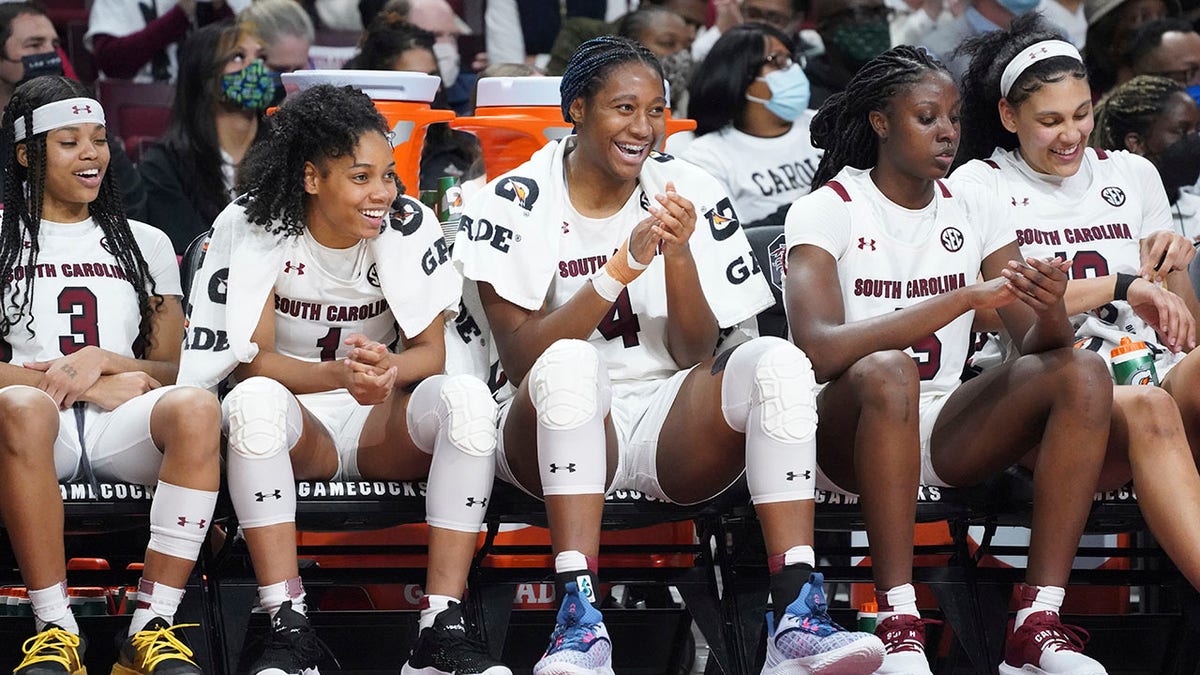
[58,287,100,355]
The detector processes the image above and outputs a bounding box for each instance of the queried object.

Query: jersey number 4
[597,288,641,348]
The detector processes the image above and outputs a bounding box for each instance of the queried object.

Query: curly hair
[1092,75,1183,152]
[954,14,1087,166]
[0,76,159,352]
[235,84,392,236]
[809,45,948,190]
[560,35,664,123]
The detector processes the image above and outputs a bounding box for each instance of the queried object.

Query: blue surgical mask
[1189,84,1200,107]
[996,0,1040,16]
[746,63,811,122]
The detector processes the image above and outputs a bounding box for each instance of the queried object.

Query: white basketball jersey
[951,148,1175,359]
[786,167,1012,396]
[270,232,398,363]
[2,218,180,364]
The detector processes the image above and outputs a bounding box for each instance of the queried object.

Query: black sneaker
[250,601,333,675]
[14,625,85,675]
[401,602,511,675]
[111,618,200,675]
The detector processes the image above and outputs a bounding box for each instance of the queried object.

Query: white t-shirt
[2,218,180,364]
[1036,0,1087,49]
[785,167,1012,396]
[951,147,1177,368]
[681,114,823,225]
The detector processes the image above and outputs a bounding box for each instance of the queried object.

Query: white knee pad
[529,339,611,430]
[407,375,498,457]
[720,337,818,504]
[529,340,611,496]
[720,337,818,442]
[223,377,303,458]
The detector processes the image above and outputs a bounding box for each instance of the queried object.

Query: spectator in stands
[1084,0,1172,98]
[140,21,272,254]
[886,0,960,48]
[455,35,886,675]
[1119,18,1200,89]
[921,0,1028,80]
[787,44,1115,675]
[179,82,509,675]
[0,2,148,221]
[616,6,693,110]
[240,0,316,72]
[954,13,1200,598]
[683,23,821,227]
[85,0,243,81]
[346,17,481,191]
[808,0,892,108]
[0,75,220,675]
[1093,76,1200,239]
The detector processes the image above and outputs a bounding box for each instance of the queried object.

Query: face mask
[221,59,279,112]
[433,41,460,88]
[995,0,1040,15]
[745,63,811,121]
[829,20,890,68]
[1189,84,1200,107]
[18,51,63,84]
[659,49,693,109]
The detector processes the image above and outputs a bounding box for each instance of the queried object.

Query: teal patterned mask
[221,60,280,111]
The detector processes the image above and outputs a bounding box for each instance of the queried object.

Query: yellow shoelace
[129,623,199,671]
[17,628,82,671]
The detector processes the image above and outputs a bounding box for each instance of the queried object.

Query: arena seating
[95,79,175,163]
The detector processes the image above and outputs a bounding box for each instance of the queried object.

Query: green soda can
[1110,337,1159,386]
[437,176,462,242]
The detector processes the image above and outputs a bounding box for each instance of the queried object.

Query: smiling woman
[0,75,223,675]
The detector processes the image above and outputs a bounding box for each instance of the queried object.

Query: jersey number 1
[317,327,343,362]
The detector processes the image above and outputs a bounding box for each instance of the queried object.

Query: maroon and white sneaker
[999,611,1106,675]
[874,614,934,675]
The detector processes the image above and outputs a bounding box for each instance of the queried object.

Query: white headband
[12,97,106,142]
[999,40,1083,98]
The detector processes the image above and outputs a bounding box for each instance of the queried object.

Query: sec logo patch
[1101,186,1125,207]
[940,227,964,252]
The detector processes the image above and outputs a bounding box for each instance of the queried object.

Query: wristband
[1113,272,1136,301]
[591,268,624,302]
[602,236,649,285]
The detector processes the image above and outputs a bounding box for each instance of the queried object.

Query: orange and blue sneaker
[532,582,612,675]
[761,572,884,675]
[14,625,85,675]
[111,619,200,675]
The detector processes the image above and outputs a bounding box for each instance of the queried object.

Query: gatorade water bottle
[437,176,463,243]
[1110,336,1159,386]
[857,601,878,633]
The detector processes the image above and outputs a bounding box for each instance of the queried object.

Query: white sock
[259,577,306,617]
[1015,584,1065,629]
[418,593,456,631]
[29,581,77,634]
[876,583,920,622]
[128,578,185,635]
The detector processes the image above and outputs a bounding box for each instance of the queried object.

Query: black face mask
[18,51,64,84]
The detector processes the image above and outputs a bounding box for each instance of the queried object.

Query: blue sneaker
[761,572,885,675]
[532,582,613,675]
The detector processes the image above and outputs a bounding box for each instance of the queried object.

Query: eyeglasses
[757,51,796,72]
[1148,64,1200,87]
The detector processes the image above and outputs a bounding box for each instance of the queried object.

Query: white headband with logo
[999,40,1083,98]
[13,97,106,142]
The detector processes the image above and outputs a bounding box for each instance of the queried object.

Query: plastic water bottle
[1110,337,1159,386]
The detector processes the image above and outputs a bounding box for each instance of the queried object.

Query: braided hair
[559,35,665,123]
[1092,75,1183,152]
[809,45,948,190]
[236,84,392,236]
[0,76,159,350]
[955,13,1087,166]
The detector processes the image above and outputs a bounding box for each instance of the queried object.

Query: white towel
[178,194,461,390]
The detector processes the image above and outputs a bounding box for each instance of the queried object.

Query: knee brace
[223,377,302,529]
[529,340,611,496]
[719,337,818,504]
[410,375,500,533]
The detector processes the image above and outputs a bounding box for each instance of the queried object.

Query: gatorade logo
[576,574,596,603]
[496,177,539,211]
[704,197,740,241]
[388,196,423,235]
